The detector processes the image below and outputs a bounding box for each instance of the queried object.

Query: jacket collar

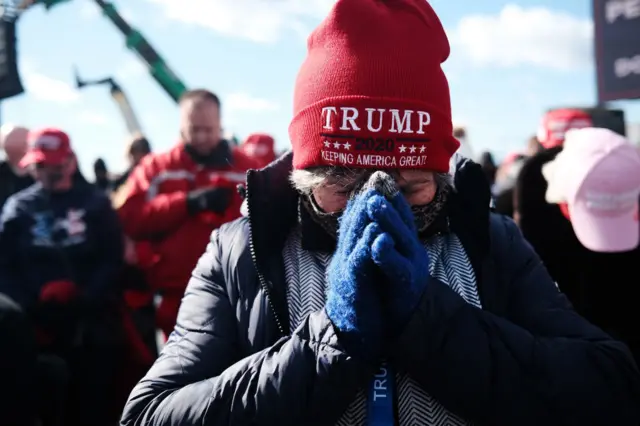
[244,154,299,279]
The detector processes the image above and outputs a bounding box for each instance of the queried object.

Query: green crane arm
[93,0,187,103]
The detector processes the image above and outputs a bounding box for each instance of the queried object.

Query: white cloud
[79,1,99,20]
[451,5,593,71]
[145,0,334,43]
[23,71,79,104]
[79,111,109,125]
[226,93,279,112]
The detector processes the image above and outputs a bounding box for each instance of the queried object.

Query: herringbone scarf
[283,228,481,426]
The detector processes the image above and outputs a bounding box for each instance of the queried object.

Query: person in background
[453,126,474,159]
[128,135,152,166]
[0,128,124,426]
[514,108,594,303]
[93,157,112,193]
[111,134,155,343]
[0,294,38,426]
[491,136,540,218]
[492,151,526,217]
[122,1,639,425]
[0,290,71,426]
[0,124,34,208]
[492,136,542,218]
[477,151,497,187]
[116,89,256,337]
[240,132,276,168]
[541,127,640,364]
[112,134,152,192]
[524,134,542,157]
[109,136,158,413]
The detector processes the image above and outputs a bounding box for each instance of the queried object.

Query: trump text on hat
[321,106,431,137]
[33,135,62,150]
[317,105,434,167]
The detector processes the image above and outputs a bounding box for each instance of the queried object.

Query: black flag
[0,17,24,100]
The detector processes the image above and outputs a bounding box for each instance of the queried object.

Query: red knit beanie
[289,0,459,172]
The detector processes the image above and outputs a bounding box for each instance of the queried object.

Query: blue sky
[4,0,640,177]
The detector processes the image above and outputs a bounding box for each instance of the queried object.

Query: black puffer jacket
[0,161,33,209]
[121,154,640,426]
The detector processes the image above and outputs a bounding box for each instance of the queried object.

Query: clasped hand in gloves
[326,189,430,361]
[326,189,384,361]
[366,191,430,331]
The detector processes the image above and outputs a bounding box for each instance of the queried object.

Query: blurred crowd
[0,90,281,426]
[481,108,640,365]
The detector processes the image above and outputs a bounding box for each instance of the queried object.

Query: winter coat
[121,153,640,426]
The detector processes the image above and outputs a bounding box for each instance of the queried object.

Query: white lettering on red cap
[321,106,431,135]
[34,135,61,149]
[365,108,385,132]
[322,107,337,130]
[340,107,360,131]
[319,149,430,168]
[389,109,414,134]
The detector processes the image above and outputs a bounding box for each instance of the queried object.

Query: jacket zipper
[243,181,286,337]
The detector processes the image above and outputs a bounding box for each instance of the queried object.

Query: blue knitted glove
[326,189,384,361]
[366,192,430,331]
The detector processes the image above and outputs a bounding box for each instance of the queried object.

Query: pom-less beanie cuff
[290,96,458,172]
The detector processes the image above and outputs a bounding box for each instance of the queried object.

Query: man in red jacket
[117,89,256,336]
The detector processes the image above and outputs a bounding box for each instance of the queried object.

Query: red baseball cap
[242,133,275,157]
[537,109,592,149]
[19,128,74,168]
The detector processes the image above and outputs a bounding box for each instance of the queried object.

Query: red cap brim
[19,150,68,168]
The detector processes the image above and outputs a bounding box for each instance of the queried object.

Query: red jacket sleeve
[116,156,189,240]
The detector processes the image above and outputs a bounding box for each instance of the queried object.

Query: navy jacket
[0,182,123,309]
[0,161,34,209]
[121,153,640,426]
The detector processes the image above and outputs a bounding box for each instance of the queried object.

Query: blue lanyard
[366,362,396,426]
